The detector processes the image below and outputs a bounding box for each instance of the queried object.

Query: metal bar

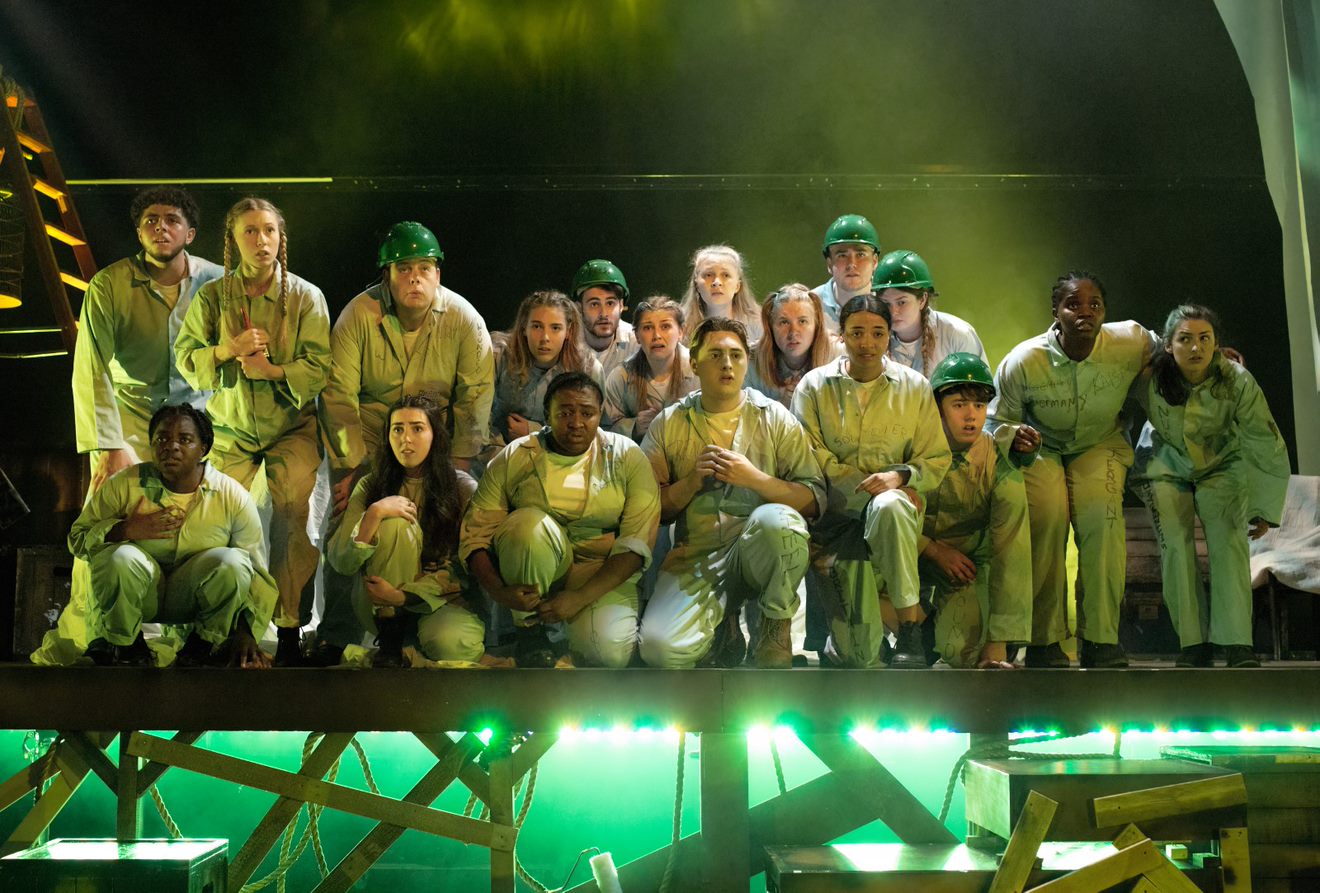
[227,732,355,890]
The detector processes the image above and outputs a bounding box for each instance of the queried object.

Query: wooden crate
[0,838,228,892]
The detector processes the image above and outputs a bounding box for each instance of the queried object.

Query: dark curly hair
[130,187,201,230]
[148,403,214,452]
[365,395,462,564]
[1050,270,1106,312]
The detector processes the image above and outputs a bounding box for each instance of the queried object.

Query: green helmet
[929,352,995,397]
[571,259,629,300]
[821,214,881,257]
[872,249,934,292]
[378,221,444,268]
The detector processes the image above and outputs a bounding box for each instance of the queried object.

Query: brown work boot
[753,617,793,669]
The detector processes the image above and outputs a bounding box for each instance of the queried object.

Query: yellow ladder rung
[45,223,85,247]
[60,271,89,292]
[18,132,52,154]
[34,178,66,205]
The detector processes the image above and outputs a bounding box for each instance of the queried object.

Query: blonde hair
[503,290,590,384]
[222,196,289,350]
[753,283,835,389]
[679,244,760,337]
[623,296,690,408]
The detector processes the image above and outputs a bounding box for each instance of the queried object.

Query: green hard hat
[872,249,934,292]
[821,214,881,256]
[378,221,444,268]
[571,259,630,300]
[929,352,995,396]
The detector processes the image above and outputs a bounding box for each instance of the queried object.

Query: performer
[792,295,951,669]
[175,197,332,666]
[989,271,1155,668]
[316,221,493,665]
[328,395,485,667]
[463,372,660,667]
[604,297,698,442]
[814,214,881,323]
[574,259,637,377]
[639,318,824,669]
[491,290,602,445]
[678,245,764,344]
[68,404,275,668]
[919,353,1031,668]
[747,283,839,408]
[1133,305,1289,668]
[873,250,986,378]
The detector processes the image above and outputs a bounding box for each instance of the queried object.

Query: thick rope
[658,731,688,893]
[149,786,182,839]
[937,731,1124,824]
[769,737,788,796]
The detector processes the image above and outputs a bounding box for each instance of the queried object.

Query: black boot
[274,627,304,667]
[372,613,409,669]
[115,632,154,667]
[514,625,557,668]
[175,631,215,668]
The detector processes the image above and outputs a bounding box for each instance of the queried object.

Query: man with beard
[73,187,224,487]
[573,259,637,377]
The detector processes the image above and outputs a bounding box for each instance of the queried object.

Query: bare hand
[332,473,356,517]
[364,575,406,607]
[1248,517,1270,540]
[634,406,660,440]
[228,626,270,669]
[506,413,534,439]
[536,588,591,624]
[855,471,905,497]
[238,352,282,381]
[369,495,417,524]
[701,445,765,489]
[1012,424,1042,453]
[1222,346,1245,367]
[225,326,269,360]
[116,497,184,541]
[923,540,977,585]
[92,448,138,491]
[494,582,542,613]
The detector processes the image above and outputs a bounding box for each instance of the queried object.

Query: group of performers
[53,189,1292,671]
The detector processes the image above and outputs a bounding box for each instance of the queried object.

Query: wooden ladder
[0,88,97,355]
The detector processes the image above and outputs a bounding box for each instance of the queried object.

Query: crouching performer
[639,318,825,669]
[792,295,951,669]
[69,404,275,668]
[462,372,660,667]
[327,395,485,668]
[920,353,1032,668]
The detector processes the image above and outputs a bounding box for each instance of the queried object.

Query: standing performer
[604,297,698,442]
[328,395,485,667]
[463,373,660,667]
[176,197,332,666]
[317,222,493,664]
[872,250,986,378]
[69,404,275,669]
[814,214,882,323]
[574,259,637,378]
[919,353,1031,668]
[989,271,1155,668]
[793,295,951,669]
[1134,305,1289,668]
[747,283,839,408]
[679,245,764,344]
[491,290,603,445]
[639,318,824,669]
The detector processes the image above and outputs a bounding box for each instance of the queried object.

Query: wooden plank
[228,733,355,890]
[1245,774,1320,807]
[415,732,490,807]
[60,732,118,794]
[1218,827,1251,893]
[800,732,958,844]
[1,749,90,856]
[1246,807,1320,843]
[1091,773,1247,828]
[1250,843,1320,874]
[510,731,558,784]
[313,733,482,893]
[488,747,515,893]
[125,733,515,852]
[0,749,62,813]
[700,732,750,888]
[138,731,206,796]
[1111,825,1202,893]
[1023,839,1164,893]
[1129,878,1162,893]
[990,790,1058,893]
[116,733,141,841]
